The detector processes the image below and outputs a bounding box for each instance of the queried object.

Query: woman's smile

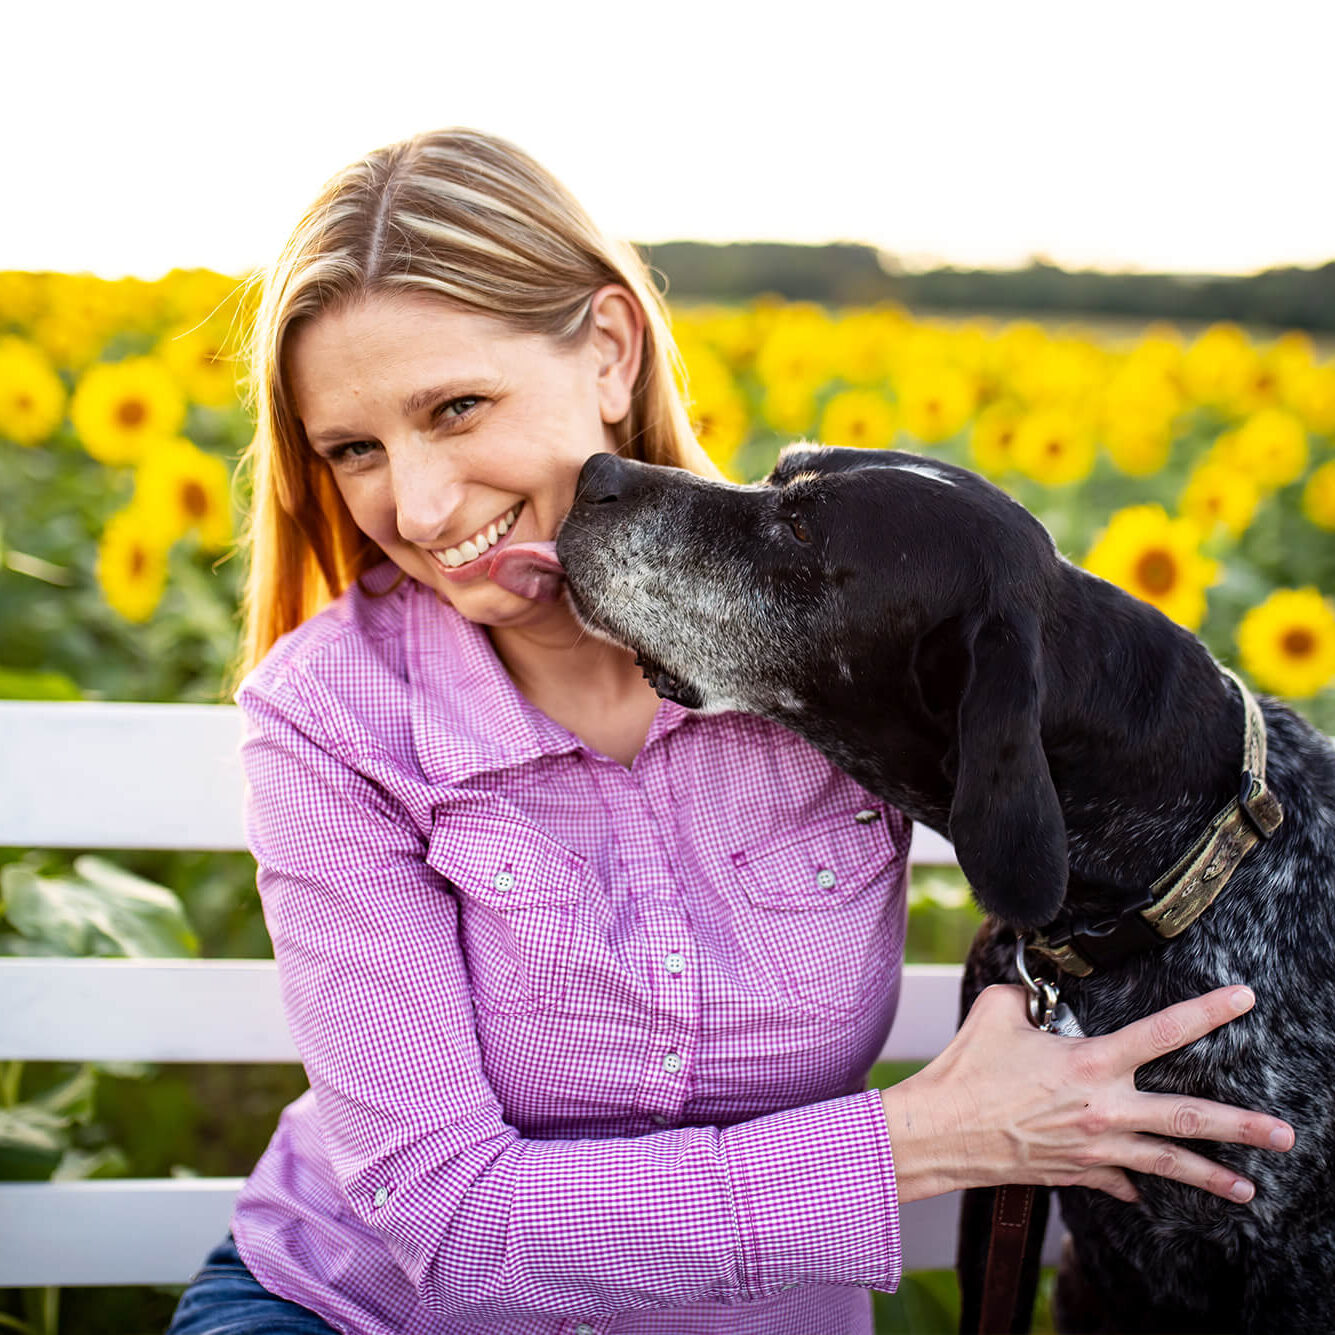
[426,500,525,582]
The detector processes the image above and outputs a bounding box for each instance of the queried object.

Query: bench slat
[0,959,965,1065]
[0,701,961,867]
[0,701,248,850]
[0,1177,1064,1286]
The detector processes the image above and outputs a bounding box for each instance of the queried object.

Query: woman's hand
[879,982,1295,1205]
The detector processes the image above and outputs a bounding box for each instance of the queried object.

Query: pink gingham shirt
[230,559,910,1335]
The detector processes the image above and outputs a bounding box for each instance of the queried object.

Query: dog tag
[1048,1002,1086,1038]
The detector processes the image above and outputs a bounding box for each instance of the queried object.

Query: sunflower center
[1045,438,1063,456]
[1135,548,1177,595]
[117,398,147,428]
[16,393,32,411]
[181,480,209,519]
[129,544,146,578]
[1281,627,1316,659]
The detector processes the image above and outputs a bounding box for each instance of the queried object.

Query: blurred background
[2,1,1333,1330]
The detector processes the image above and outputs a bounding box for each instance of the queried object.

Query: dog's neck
[1032,566,1244,917]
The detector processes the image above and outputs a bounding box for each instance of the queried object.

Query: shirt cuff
[720,1087,902,1296]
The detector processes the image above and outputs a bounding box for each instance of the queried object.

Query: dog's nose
[575,452,637,506]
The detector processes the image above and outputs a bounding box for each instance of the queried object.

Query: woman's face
[286,286,641,629]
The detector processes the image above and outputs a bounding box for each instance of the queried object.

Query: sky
[5,0,1332,281]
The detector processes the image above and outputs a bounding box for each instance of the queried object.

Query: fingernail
[1270,1126,1294,1150]
[1230,1180,1254,1202]
[1230,987,1255,1012]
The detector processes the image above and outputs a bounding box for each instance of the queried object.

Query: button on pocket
[426,809,589,1016]
[729,806,905,1019]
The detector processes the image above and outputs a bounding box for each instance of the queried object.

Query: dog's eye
[788,514,810,543]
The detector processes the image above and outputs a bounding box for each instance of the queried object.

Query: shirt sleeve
[237,668,903,1324]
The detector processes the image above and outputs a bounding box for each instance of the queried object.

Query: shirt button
[575,1325,595,1335]
[662,1052,683,1074]
[854,808,881,824]
[651,1113,672,1125]
[664,952,686,973]
[781,1281,799,1290]
[493,871,515,892]
[373,1187,389,1207]
[816,868,837,890]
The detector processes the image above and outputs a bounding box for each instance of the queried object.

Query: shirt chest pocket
[729,806,906,1020]
[426,809,591,1016]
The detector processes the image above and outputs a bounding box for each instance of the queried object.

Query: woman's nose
[389,449,465,547]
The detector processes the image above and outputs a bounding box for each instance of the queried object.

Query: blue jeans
[164,1232,339,1334]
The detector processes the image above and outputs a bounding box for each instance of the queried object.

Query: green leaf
[0,668,81,700]
[0,856,199,958]
[30,1065,98,1125]
[51,1144,130,1181]
[0,1103,68,1181]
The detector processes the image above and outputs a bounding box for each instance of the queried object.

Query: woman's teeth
[434,503,522,569]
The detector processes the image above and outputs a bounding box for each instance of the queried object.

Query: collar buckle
[1238,769,1283,840]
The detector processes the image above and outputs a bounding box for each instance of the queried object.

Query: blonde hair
[232,126,720,685]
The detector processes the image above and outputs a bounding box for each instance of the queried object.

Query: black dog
[555,444,1335,1334]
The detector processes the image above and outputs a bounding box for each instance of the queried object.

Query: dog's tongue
[489,541,565,602]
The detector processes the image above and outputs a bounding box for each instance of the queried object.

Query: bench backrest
[0,701,1062,1286]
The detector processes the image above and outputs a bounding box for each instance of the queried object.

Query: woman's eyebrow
[307,377,504,443]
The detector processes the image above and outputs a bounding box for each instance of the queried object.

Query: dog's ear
[948,610,1067,928]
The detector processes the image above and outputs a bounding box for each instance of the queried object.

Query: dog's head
[555,443,1069,928]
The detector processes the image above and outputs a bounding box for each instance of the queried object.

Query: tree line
[637,241,1335,333]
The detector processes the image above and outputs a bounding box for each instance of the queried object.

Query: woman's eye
[437,395,481,421]
[788,514,811,543]
[325,438,379,464]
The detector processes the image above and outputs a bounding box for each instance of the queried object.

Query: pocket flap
[731,805,897,909]
[426,807,590,909]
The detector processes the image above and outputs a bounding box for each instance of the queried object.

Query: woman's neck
[486,606,663,767]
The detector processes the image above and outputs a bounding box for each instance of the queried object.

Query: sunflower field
[2,268,1334,1332]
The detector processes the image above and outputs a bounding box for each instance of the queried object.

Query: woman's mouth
[423,501,565,602]
[427,501,525,583]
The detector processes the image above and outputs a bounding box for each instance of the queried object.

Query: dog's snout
[575,452,639,506]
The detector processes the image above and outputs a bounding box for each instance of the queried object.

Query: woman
[166,127,1293,1335]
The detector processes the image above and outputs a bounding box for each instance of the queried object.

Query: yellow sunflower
[1083,505,1219,631]
[819,388,897,451]
[157,321,242,409]
[968,402,1023,477]
[1180,323,1259,410]
[71,356,187,465]
[831,307,906,386]
[1179,457,1260,540]
[677,339,750,479]
[753,304,837,397]
[134,438,234,549]
[761,381,817,435]
[0,335,67,446]
[1237,588,1335,698]
[1226,408,1309,490]
[97,506,170,622]
[1286,363,1335,437]
[1102,416,1173,478]
[894,362,978,444]
[1011,406,1097,487]
[1301,460,1335,531]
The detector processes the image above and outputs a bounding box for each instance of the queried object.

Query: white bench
[0,701,1063,1288]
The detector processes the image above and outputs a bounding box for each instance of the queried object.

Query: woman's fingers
[1131,1090,1295,1154]
[1100,984,1257,1074]
[1093,1133,1260,1202]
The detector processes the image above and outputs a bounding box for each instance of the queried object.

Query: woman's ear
[948,609,1068,929]
[588,284,644,427]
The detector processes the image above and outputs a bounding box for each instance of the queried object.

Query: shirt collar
[399,569,694,786]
